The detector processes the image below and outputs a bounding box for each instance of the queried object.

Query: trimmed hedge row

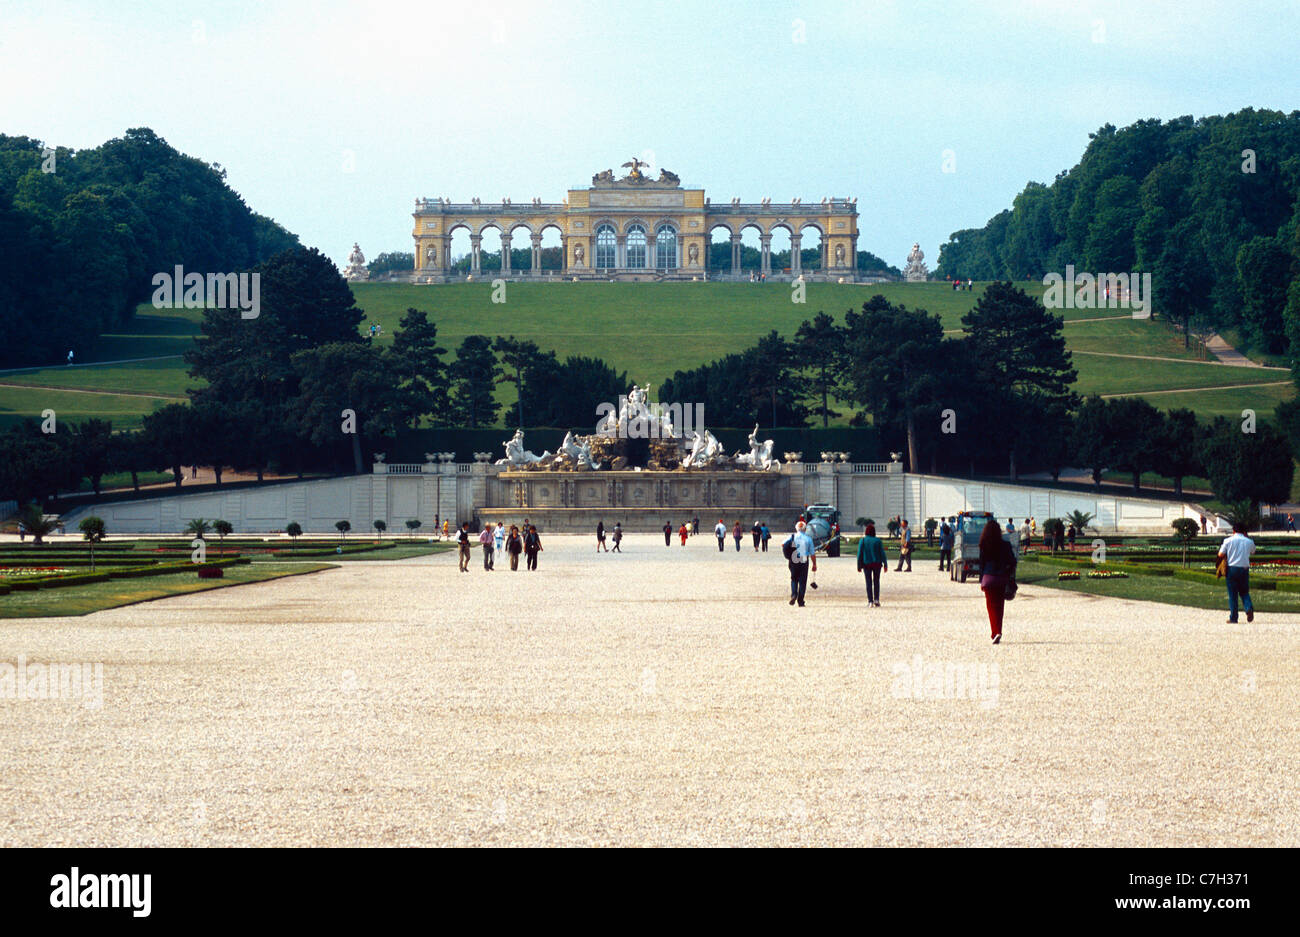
[1024,552,1300,592]
[3,557,252,591]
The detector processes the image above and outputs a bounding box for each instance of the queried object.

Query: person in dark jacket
[596,520,608,552]
[506,525,523,571]
[978,519,1017,644]
[456,522,471,572]
[752,521,762,551]
[855,523,888,606]
[663,521,672,547]
[732,520,743,551]
[524,525,542,571]
[938,520,954,571]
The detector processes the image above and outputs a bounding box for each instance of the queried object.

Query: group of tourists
[643,518,773,552]
[458,520,542,572]
[595,520,623,553]
[849,517,1016,642]
[449,504,1268,637]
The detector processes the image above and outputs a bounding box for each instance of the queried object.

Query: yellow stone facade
[411,165,860,281]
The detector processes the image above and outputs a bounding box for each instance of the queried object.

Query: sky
[4,0,1299,269]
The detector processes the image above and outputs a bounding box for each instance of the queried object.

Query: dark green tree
[448,335,501,428]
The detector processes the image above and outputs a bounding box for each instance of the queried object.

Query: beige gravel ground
[1,533,1297,847]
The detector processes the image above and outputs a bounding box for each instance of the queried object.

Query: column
[560,235,569,273]
[470,234,482,275]
[645,234,657,273]
[760,234,772,276]
[730,234,742,275]
[850,232,858,274]
[500,232,511,274]
[790,233,802,274]
[616,235,627,269]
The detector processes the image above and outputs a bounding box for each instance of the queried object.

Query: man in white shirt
[1217,523,1256,623]
[714,519,727,552]
[783,520,818,606]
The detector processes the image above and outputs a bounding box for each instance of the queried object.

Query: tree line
[934,109,1300,362]
[0,128,300,368]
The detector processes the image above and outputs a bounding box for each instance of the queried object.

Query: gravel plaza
[1,534,1296,848]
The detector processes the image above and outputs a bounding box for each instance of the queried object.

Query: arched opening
[798,223,824,272]
[448,225,472,275]
[626,223,647,268]
[768,224,792,275]
[655,224,678,270]
[708,224,733,275]
[595,224,616,269]
[504,226,530,274]
[538,224,563,271]
[478,225,504,272]
[739,223,763,275]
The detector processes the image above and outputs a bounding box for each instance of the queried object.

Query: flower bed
[1057,570,1080,580]
[0,566,71,577]
[1087,570,1128,579]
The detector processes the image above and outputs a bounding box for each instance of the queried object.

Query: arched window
[595,224,616,269]
[655,224,678,269]
[626,224,647,268]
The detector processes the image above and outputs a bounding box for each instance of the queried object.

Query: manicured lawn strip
[0,561,334,618]
[1017,560,1300,615]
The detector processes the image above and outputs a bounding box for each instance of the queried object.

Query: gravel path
[1,535,1296,847]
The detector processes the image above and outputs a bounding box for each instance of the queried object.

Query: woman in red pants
[978,519,1017,644]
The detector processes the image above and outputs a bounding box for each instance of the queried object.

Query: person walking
[1066,523,1077,550]
[678,522,688,546]
[1018,518,1031,551]
[691,516,699,536]
[456,522,472,572]
[493,520,505,564]
[979,519,1017,644]
[506,525,522,571]
[782,520,817,606]
[714,519,726,552]
[596,520,608,552]
[751,521,762,551]
[938,519,954,571]
[1218,522,1256,623]
[856,522,888,606]
[760,521,770,552]
[612,522,623,552]
[1287,513,1296,532]
[524,525,542,571]
[732,520,743,552]
[478,523,495,570]
[895,520,913,571]
[663,521,672,547]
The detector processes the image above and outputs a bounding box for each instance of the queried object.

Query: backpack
[782,537,796,561]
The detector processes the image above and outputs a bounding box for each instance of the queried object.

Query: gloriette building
[411,159,861,281]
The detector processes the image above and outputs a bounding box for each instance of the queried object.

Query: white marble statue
[733,424,777,470]
[683,429,726,468]
[904,242,929,282]
[495,429,550,466]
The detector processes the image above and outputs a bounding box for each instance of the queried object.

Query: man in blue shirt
[783,520,818,606]
[1218,523,1257,623]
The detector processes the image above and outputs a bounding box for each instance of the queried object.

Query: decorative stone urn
[473,452,492,463]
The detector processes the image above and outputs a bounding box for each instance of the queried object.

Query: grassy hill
[0,281,1291,429]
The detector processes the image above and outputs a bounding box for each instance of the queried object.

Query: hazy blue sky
[5,0,1299,269]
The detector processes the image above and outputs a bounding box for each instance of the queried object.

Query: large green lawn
[0,281,1292,428]
[0,561,334,618]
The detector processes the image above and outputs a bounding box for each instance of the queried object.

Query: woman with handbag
[855,523,888,607]
[978,518,1017,644]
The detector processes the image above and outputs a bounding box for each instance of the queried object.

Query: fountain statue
[495,429,551,466]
